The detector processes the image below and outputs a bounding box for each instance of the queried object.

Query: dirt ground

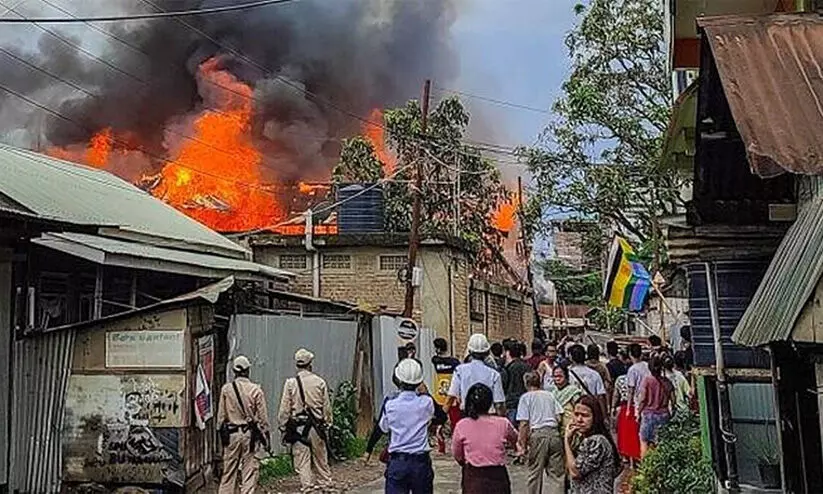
[261,457,384,494]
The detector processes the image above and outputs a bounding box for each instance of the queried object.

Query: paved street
[349,455,531,494]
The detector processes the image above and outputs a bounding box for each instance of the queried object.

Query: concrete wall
[253,244,532,358]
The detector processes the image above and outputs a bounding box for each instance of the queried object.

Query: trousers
[293,428,333,489]
[385,452,433,494]
[526,426,565,494]
[219,430,260,494]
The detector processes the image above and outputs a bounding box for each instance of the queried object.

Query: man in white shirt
[567,344,607,415]
[446,333,505,416]
[517,371,565,494]
[626,343,651,414]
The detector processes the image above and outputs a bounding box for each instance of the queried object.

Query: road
[349,454,532,494]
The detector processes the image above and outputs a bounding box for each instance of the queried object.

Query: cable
[0,0,301,23]
[433,85,550,114]
[0,81,294,196]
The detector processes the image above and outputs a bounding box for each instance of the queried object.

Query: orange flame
[85,128,112,168]
[149,58,283,232]
[363,108,396,175]
[492,189,520,233]
[297,182,329,195]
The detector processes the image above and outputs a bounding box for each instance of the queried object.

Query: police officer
[218,355,270,494]
[446,333,506,417]
[379,358,436,493]
[278,348,333,492]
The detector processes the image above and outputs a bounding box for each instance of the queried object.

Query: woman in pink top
[452,383,518,494]
[637,356,674,458]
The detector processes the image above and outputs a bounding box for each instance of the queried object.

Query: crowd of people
[373,331,694,494]
[213,331,693,494]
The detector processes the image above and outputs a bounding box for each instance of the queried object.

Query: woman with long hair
[564,395,621,494]
[451,383,518,493]
[637,355,674,458]
[548,364,582,431]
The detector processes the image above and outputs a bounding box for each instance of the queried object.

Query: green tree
[332,136,385,183]
[335,97,509,264]
[522,0,685,261]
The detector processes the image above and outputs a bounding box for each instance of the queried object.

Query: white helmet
[467,333,491,354]
[394,358,424,386]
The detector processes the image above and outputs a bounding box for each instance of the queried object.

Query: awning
[33,232,294,282]
[699,14,823,177]
[661,81,697,172]
[733,196,823,346]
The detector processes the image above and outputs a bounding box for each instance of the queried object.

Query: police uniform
[218,357,270,494]
[277,349,333,491]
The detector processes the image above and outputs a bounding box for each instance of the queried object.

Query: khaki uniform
[278,370,333,490]
[218,377,270,494]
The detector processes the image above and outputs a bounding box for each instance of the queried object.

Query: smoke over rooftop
[0,0,459,183]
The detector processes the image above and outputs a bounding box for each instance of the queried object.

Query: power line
[0,81,297,196]
[0,0,301,23]
[433,85,551,115]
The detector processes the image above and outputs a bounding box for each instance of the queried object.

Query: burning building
[0,0,459,232]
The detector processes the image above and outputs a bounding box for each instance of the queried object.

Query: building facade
[248,233,534,355]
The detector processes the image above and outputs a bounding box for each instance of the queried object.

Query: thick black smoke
[0,0,458,180]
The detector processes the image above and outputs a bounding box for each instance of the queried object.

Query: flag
[603,236,652,311]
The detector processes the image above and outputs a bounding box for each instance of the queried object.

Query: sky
[450,0,578,150]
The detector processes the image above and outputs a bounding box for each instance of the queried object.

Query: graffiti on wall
[64,374,185,482]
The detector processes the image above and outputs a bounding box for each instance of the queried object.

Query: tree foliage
[541,259,601,305]
[335,97,509,262]
[332,136,385,183]
[522,0,684,259]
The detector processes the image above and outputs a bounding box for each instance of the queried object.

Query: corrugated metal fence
[9,329,76,493]
[228,314,358,454]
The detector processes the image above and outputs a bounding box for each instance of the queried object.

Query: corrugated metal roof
[699,13,823,177]
[32,232,293,281]
[0,144,246,257]
[733,196,823,346]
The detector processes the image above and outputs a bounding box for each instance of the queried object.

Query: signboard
[396,318,419,341]
[106,330,184,368]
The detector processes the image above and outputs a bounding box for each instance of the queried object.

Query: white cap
[295,348,314,366]
[467,333,491,354]
[233,355,251,372]
[394,358,424,385]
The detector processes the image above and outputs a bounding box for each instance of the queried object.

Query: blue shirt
[447,359,505,409]
[379,391,434,454]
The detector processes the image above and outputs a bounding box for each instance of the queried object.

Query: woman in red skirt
[613,374,641,463]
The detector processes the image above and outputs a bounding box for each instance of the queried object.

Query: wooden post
[404,79,431,318]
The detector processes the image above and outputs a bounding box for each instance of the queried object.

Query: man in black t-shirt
[501,340,531,426]
[431,337,460,452]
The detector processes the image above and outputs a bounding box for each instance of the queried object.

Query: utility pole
[404,79,431,318]
[517,176,543,338]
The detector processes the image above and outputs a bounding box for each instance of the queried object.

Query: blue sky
[450,0,579,149]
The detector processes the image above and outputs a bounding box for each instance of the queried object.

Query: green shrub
[259,454,294,484]
[632,413,714,494]
[327,381,365,462]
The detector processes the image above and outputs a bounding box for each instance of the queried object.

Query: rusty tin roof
[699,13,823,177]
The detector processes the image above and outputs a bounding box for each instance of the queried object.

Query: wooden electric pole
[404,79,431,318]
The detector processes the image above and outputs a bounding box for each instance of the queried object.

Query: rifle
[232,381,272,455]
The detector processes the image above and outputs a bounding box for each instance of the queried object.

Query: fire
[86,128,112,168]
[492,189,520,233]
[297,182,330,195]
[363,108,396,175]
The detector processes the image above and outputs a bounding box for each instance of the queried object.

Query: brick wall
[252,242,533,356]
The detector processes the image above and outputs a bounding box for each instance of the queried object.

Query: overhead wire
[0,0,302,23]
[432,85,550,115]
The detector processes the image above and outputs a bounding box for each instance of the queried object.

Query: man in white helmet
[218,355,270,494]
[379,358,436,493]
[278,348,333,492]
[446,333,506,420]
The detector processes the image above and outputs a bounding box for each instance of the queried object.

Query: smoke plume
[0,0,459,181]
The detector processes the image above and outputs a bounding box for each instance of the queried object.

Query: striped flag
[603,236,652,311]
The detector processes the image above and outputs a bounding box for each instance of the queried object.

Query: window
[279,254,307,270]
[322,254,352,270]
[379,255,407,271]
[470,288,485,322]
